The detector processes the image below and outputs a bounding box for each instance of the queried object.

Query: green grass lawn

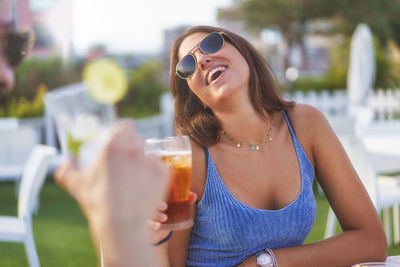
[0,180,97,267]
[0,180,399,266]
[306,192,400,256]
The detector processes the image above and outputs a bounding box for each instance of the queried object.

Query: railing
[285,89,400,120]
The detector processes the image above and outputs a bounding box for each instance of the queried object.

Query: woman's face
[177,32,250,109]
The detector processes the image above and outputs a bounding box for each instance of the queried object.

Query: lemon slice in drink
[67,132,83,158]
[83,59,128,104]
[66,114,100,158]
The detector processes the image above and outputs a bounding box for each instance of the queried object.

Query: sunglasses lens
[5,31,34,67]
[175,32,224,79]
[199,32,224,54]
[176,54,196,79]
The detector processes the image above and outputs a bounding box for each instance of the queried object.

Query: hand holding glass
[144,136,194,230]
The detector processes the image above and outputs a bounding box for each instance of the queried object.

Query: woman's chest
[210,141,302,210]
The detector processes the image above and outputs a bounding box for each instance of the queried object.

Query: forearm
[273,229,387,267]
[238,228,386,267]
[155,240,171,267]
[167,228,193,267]
[90,219,163,267]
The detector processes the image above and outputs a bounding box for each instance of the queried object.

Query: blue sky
[71,0,232,54]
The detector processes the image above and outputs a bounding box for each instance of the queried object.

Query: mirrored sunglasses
[1,28,35,68]
[175,32,225,79]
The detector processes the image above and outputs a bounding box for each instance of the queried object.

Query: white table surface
[357,121,400,174]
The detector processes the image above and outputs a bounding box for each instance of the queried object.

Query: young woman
[158,25,386,267]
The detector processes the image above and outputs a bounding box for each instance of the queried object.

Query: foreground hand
[54,120,170,249]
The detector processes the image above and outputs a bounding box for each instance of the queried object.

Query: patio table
[357,121,400,174]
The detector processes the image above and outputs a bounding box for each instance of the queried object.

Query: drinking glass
[144,135,193,230]
[44,84,116,167]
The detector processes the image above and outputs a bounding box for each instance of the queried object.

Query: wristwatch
[256,251,273,267]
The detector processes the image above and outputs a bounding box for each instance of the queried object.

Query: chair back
[0,126,39,180]
[18,145,57,219]
[337,134,378,208]
[0,118,18,130]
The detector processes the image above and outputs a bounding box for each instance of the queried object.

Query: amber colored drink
[161,152,193,229]
[144,136,193,230]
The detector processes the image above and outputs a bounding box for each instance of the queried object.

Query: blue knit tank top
[186,111,316,267]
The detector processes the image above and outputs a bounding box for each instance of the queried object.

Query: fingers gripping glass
[175,32,225,79]
[1,29,35,68]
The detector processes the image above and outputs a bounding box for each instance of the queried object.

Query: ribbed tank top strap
[282,110,303,155]
[282,110,315,180]
[282,110,296,139]
[202,146,209,170]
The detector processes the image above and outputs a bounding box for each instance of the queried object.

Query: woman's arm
[167,140,207,267]
[239,105,387,267]
[167,226,195,267]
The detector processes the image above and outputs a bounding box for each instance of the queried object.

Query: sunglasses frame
[1,26,35,68]
[175,31,225,80]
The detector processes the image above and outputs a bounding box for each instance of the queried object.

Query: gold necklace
[221,120,274,151]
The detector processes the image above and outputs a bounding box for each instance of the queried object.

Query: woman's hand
[149,200,170,244]
[149,192,198,244]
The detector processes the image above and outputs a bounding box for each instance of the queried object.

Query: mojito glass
[44,84,116,167]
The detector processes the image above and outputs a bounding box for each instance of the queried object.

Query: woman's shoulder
[285,103,330,134]
[284,104,333,163]
[190,139,205,163]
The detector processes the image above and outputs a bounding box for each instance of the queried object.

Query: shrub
[0,56,81,117]
[291,35,399,92]
[0,84,47,118]
[117,60,168,118]
[374,39,400,88]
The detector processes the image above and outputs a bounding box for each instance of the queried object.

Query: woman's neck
[214,105,272,143]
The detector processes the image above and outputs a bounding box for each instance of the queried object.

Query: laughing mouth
[207,66,227,85]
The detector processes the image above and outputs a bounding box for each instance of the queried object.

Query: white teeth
[207,66,226,85]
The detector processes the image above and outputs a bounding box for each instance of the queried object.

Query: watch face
[257,253,273,266]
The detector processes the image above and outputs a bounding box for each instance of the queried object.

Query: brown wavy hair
[169,25,294,147]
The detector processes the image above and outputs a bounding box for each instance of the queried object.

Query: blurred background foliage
[0,56,167,119]
[218,0,400,92]
[292,37,396,92]
[0,56,81,118]
[117,60,168,118]
[1,0,399,118]
[291,38,349,92]
[0,84,47,118]
[218,0,400,51]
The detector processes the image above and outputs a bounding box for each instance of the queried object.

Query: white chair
[0,145,56,267]
[356,120,400,174]
[324,134,400,245]
[0,126,39,182]
[0,118,18,130]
